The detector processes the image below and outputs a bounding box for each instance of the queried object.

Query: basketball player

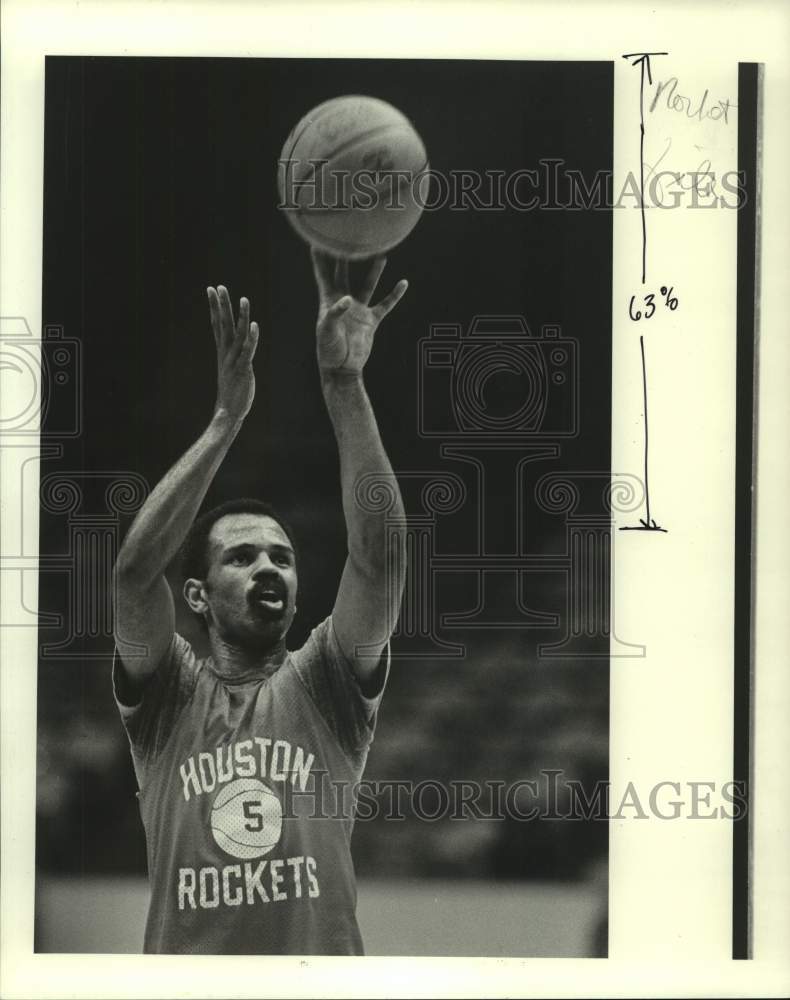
[112,249,408,954]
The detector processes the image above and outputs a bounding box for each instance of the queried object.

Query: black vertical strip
[733,61,759,961]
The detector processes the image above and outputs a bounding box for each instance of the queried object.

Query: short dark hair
[180,498,299,582]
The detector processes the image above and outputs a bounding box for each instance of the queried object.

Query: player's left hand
[311,249,408,376]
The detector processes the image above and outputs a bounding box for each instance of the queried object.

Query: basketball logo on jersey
[176,738,323,910]
[210,777,282,860]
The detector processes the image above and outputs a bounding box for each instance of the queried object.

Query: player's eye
[228,552,251,566]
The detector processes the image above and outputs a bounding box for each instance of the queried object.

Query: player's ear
[183,578,209,615]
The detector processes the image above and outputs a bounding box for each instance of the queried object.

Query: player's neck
[207,633,287,682]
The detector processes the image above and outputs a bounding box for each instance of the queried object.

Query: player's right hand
[208,285,260,424]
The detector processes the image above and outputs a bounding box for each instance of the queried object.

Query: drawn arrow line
[622,52,668,284]
[619,52,669,533]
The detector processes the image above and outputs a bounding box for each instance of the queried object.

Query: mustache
[248,578,287,602]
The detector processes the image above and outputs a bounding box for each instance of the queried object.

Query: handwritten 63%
[628,285,679,321]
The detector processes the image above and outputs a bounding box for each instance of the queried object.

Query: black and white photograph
[34,53,612,958]
[1,1,789,997]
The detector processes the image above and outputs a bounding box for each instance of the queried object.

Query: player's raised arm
[311,249,408,692]
[113,286,260,697]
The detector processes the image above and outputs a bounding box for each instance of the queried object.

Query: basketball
[277,95,429,259]
[210,778,283,860]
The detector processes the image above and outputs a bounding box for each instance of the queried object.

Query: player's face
[202,514,298,650]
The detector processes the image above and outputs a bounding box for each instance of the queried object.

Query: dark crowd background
[37,58,611,902]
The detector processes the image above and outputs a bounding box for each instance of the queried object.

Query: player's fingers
[325,295,353,321]
[207,287,222,351]
[236,297,250,342]
[229,298,255,362]
[372,279,408,321]
[311,247,335,299]
[217,285,236,348]
[357,256,387,305]
[238,320,260,365]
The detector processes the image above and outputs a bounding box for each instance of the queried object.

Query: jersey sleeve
[289,615,389,762]
[112,633,200,789]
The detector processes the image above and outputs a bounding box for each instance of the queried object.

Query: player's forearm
[115,408,243,586]
[321,372,405,573]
